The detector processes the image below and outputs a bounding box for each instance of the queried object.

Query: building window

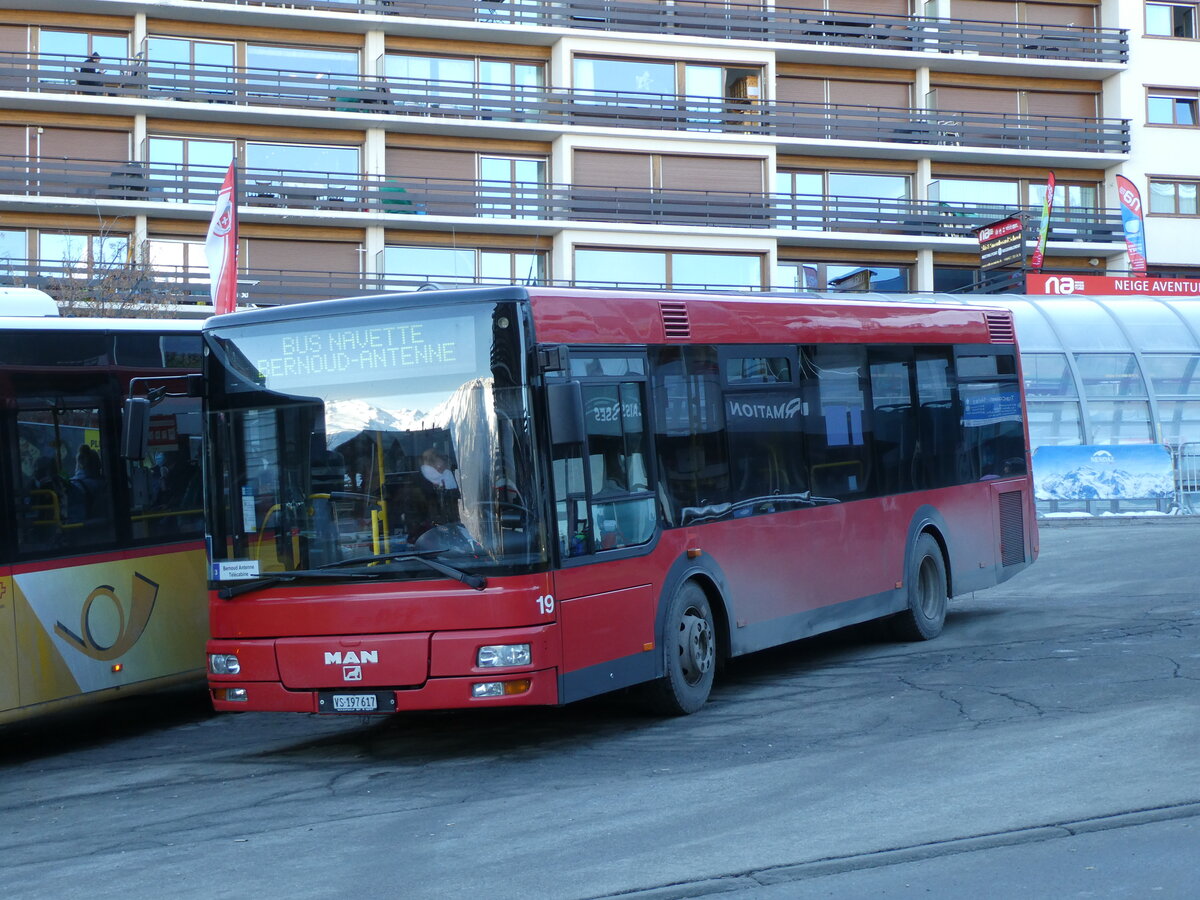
[774,261,908,292]
[1149,178,1199,215]
[479,156,546,219]
[774,171,910,230]
[385,54,543,112]
[382,246,545,287]
[146,239,207,277]
[246,45,358,77]
[38,232,129,272]
[574,249,763,289]
[1147,3,1198,37]
[148,136,236,201]
[573,57,760,103]
[0,229,27,271]
[1147,91,1199,125]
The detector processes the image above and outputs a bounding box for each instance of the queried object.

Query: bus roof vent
[660,301,691,341]
[984,312,1015,343]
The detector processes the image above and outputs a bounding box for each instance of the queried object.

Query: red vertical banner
[1030,171,1055,272]
[205,160,239,315]
[1114,175,1148,275]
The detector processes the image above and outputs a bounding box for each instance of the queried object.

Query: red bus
[203,287,1036,716]
[2,300,208,724]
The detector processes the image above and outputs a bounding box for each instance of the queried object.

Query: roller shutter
[776,77,826,105]
[573,150,653,188]
[37,128,128,162]
[829,80,910,109]
[385,148,475,182]
[934,86,1019,114]
[1025,91,1096,117]
[246,239,359,275]
[659,155,764,192]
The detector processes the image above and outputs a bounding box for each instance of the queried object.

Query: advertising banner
[1114,175,1148,275]
[1026,273,1200,296]
[1030,171,1055,272]
[974,216,1025,270]
[1033,445,1173,501]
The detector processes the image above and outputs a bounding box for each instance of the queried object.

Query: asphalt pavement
[1,518,1198,899]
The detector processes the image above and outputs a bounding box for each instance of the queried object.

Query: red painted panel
[209,669,560,714]
[429,624,560,677]
[274,633,430,689]
[206,638,279,681]
[525,289,999,347]
[556,583,657,674]
[209,574,554,639]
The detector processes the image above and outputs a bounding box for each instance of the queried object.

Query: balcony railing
[0,155,1126,243]
[193,0,1128,65]
[0,54,1131,155]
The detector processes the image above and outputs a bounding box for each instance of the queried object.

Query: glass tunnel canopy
[948,294,1200,448]
[203,296,548,581]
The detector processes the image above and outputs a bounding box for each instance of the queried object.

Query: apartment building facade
[0,0,1179,305]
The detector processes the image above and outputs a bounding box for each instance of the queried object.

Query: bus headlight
[477,644,531,668]
[209,653,241,675]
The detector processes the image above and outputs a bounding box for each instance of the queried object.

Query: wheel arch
[653,553,733,677]
[905,505,954,598]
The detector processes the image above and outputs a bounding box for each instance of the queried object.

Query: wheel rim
[916,556,942,619]
[676,605,714,686]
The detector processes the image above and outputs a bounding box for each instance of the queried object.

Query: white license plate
[331,694,377,712]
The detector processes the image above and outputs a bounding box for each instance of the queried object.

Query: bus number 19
[536,594,555,615]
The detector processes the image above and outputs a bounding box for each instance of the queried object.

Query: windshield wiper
[317,551,488,591]
[216,568,385,600]
[216,551,488,600]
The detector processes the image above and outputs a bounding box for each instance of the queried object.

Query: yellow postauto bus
[1,291,208,724]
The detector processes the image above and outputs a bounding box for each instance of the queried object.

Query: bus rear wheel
[644,581,716,715]
[890,533,948,642]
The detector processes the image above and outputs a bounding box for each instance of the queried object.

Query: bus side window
[914,350,959,489]
[867,349,916,497]
[651,346,730,521]
[128,398,204,542]
[803,345,869,499]
[581,382,655,552]
[14,403,116,555]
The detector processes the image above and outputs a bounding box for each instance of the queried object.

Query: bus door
[548,352,661,701]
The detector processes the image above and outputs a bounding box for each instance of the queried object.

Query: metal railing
[0,258,809,306]
[0,53,1131,155]
[193,0,1128,64]
[0,155,1126,242]
[1177,442,1200,514]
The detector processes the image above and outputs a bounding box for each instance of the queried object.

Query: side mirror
[121,396,151,460]
[547,381,585,446]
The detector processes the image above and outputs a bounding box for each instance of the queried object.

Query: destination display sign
[229,314,479,391]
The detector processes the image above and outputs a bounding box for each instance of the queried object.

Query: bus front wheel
[891,532,948,642]
[644,581,716,715]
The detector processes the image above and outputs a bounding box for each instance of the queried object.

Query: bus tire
[890,533,948,642]
[644,581,716,716]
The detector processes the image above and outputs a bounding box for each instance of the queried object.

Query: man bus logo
[323,650,378,665]
[53,573,159,661]
[325,650,378,682]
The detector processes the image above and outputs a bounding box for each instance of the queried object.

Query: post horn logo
[54,573,159,661]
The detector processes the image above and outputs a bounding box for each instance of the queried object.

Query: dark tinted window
[802,345,869,499]
[868,349,916,496]
[650,346,729,522]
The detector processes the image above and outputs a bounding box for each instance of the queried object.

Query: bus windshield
[204,300,546,579]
